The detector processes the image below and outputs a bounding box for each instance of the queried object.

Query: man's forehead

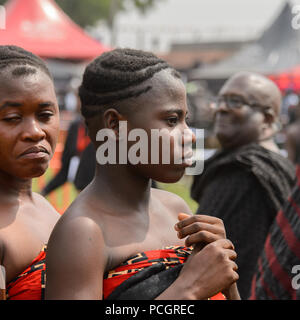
[221,74,277,97]
[219,73,281,115]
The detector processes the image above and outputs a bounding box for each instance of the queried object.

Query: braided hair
[0,45,52,79]
[79,48,180,119]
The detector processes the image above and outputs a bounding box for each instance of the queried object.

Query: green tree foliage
[0,0,160,28]
[58,0,159,28]
[55,0,112,28]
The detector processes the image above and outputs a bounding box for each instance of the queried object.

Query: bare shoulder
[151,187,192,217]
[49,195,107,255]
[45,199,107,299]
[47,201,108,272]
[32,192,60,220]
[50,201,104,246]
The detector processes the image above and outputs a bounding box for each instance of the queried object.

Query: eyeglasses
[216,95,274,116]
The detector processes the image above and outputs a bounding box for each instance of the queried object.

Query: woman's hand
[177,238,239,299]
[174,213,241,300]
[175,213,226,250]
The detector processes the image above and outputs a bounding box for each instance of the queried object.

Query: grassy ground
[32,168,78,214]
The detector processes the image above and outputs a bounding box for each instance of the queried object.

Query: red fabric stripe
[264,234,296,299]
[276,205,300,261]
[289,197,300,218]
[250,256,277,300]
[249,269,258,299]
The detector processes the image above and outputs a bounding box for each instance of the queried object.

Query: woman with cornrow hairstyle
[0,45,60,300]
[46,48,240,300]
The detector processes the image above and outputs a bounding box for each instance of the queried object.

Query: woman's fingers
[176,214,230,250]
[184,229,222,247]
[177,221,224,238]
[175,213,224,231]
[177,213,191,221]
[225,249,238,262]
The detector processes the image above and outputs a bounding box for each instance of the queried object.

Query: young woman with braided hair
[45,48,240,300]
[0,45,60,299]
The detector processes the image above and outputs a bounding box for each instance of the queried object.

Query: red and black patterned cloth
[103,246,225,300]
[6,245,46,300]
[5,245,226,300]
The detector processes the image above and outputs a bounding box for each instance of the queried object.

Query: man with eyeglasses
[191,71,296,299]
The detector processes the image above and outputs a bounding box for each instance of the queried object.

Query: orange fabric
[103,246,226,300]
[6,246,46,300]
[76,124,90,154]
[209,292,226,300]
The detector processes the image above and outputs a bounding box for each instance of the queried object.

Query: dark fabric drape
[191,143,296,299]
[250,167,300,300]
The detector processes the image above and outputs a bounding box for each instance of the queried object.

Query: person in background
[285,98,300,165]
[281,88,299,125]
[191,71,296,299]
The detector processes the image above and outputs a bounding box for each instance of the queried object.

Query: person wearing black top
[191,72,296,299]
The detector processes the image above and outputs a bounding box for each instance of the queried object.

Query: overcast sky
[119,0,284,29]
[93,0,300,52]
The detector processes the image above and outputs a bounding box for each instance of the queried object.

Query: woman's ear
[263,109,275,125]
[103,108,126,139]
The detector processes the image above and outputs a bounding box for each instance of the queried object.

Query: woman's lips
[19,146,49,160]
[20,151,49,160]
[177,150,194,166]
[182,157,194,166]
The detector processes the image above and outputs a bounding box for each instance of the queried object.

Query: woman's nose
[182,125,196,146]
[20,118,46,142]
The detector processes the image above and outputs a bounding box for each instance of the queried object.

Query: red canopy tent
[269,66,300,93]
[0,0,109,60]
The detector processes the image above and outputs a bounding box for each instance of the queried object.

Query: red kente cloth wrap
[103,246,225,300]
[6,245,46,300]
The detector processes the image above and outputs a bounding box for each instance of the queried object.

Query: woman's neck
[91,164,152,215]
[0,171,32,201]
